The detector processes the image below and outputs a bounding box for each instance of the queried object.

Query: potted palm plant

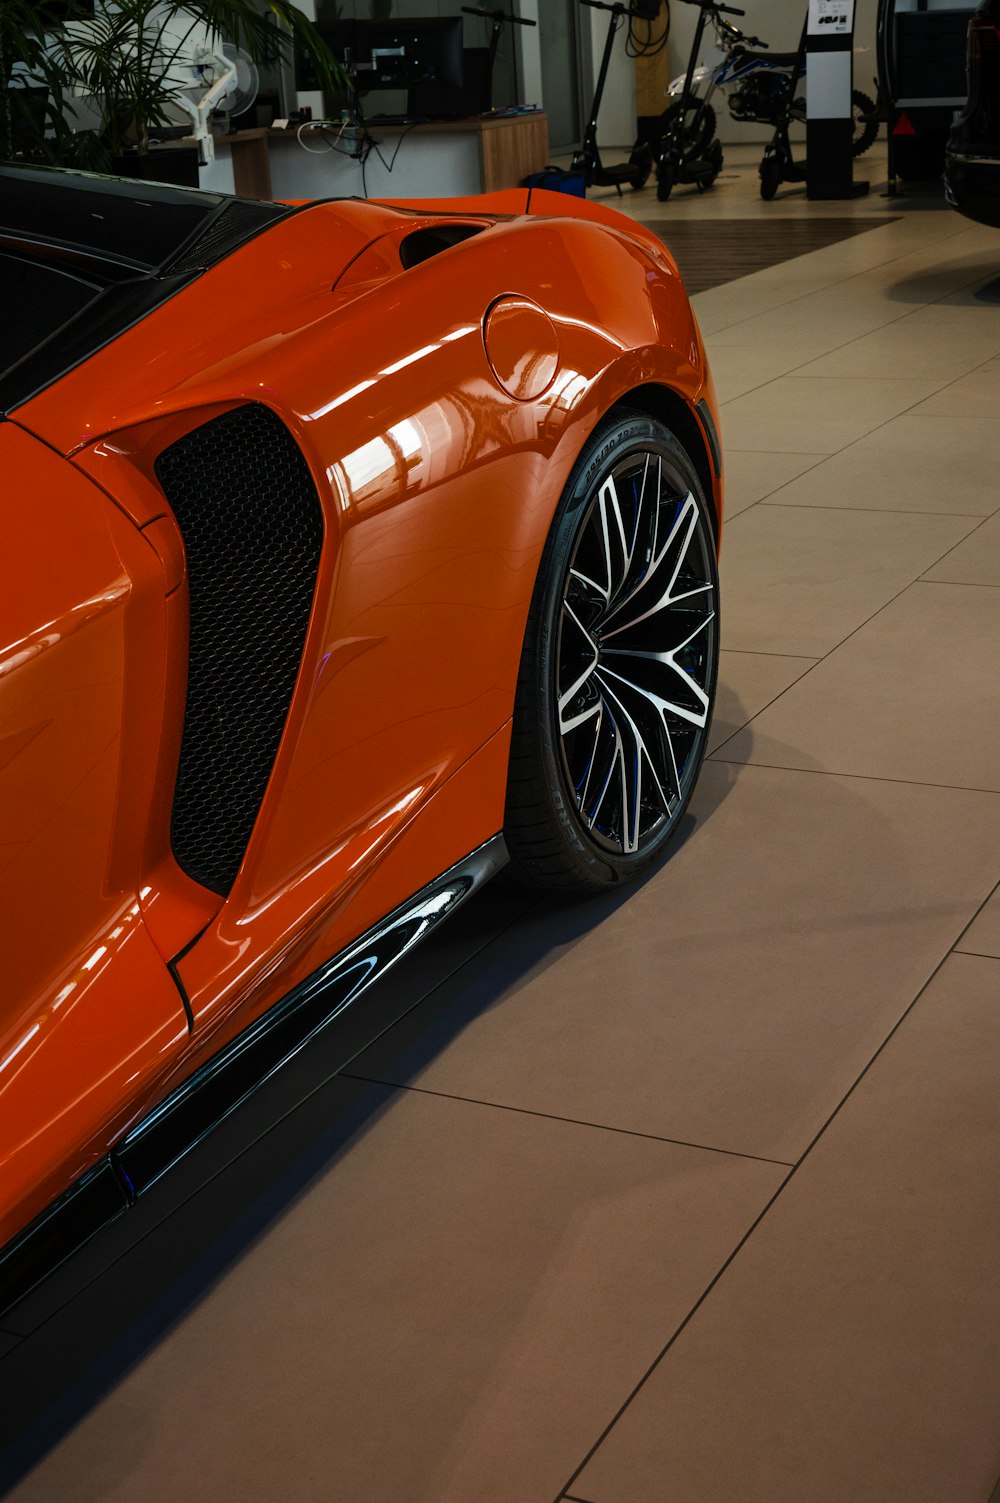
[4,0,345,179]
[0,0,91,163]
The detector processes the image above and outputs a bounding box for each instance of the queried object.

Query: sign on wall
[808,0,855,35]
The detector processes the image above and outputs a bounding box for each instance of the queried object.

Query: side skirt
[0,834,508,1319]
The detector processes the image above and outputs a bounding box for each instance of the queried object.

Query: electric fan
[176,39,259,162]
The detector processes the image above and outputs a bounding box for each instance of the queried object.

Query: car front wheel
[504,410,720,892]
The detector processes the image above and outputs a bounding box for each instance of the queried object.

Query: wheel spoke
[568,565,610,610]
[598,673,674,829]
[601,651,711,730]
[603,491,706,639]
[555,442,717,858]
[602,611,716,726]
[575,698,606,812]
[578,700,620,830]
[557,600,600,729]
[597,473,632,604]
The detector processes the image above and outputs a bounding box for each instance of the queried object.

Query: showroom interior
[1,0,999,1499]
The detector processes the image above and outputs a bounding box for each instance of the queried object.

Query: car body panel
[0,423,191,1241]
[13,196,713,1079]
[0,170,723,1296]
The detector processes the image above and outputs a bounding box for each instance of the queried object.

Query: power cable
[626,0,671,58]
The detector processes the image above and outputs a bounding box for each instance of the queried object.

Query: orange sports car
[0,163,722,1313]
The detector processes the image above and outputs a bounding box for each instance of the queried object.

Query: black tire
[503,410,720,893]
[851,89,879,157]
[759,154,781,200]
[702,137,724,190]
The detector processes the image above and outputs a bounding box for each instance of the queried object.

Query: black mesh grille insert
[162,200,293,277]
[155,404,324,895]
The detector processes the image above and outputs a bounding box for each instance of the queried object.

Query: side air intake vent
[155,404,324,895]
[398,222,485,269]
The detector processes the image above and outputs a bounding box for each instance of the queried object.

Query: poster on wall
[808,0,854,35]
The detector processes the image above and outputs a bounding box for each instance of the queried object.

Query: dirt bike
[658,6,879,162]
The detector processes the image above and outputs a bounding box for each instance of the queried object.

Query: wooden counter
[212,111,549,201]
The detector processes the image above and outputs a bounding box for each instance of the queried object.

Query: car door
[0,423,191,1240]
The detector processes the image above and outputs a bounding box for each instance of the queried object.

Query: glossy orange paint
[4,188,723,1241]
[0,424,190,1240]
[483,298,560,400]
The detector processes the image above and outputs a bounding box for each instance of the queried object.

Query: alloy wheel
[555,446,717,857]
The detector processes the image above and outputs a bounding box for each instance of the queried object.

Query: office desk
[201,112,549,201]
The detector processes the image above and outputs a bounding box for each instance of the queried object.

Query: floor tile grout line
[335,1074,795,1169]
[554,937,967,1503]
[916,576,1000,590]
[732,506,998,679]
[6,190,994,1461]
[890,489,998,577]
[702,295,916,348]
[702,266,947,349]
[708,671,818,764]
[718,332,1000,420]
[952,874,1000,953]
[718,351,976,467]
[726,448,829,457]
[789,370,1000,381]
[755,502,988,519]
[715,344,1000,672]
[552,1173,796,1503]
[720,648,820,660]
[752,309,1000,390]
[711,514,998,760]
[725,471,824,510]
[714,296,1000,470]
[1,899,543,1343]
[577,204,991,1497]
[712,356,993,421]
[715,347,937,415]
[694,213,994,341]
[707,757,1000,797]
[709,210,992,303]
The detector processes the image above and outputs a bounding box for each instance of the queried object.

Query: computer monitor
[408,47,492,119]
[305,16,465,97]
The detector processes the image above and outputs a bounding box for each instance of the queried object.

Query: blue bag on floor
[522,166,586,197]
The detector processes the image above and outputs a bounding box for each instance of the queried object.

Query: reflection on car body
[0,163,723,1315]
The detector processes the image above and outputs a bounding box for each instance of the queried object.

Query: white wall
[515,0,543,109]
[584,7,638,148]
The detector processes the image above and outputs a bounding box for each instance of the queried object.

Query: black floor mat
[638,217,900,293]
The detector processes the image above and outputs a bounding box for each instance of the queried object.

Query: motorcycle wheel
[852,90,879,157]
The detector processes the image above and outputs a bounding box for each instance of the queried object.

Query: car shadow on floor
[884,255,1000,304]
[0,758,739,1495]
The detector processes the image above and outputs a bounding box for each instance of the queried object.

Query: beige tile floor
[2,145,999,1503]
